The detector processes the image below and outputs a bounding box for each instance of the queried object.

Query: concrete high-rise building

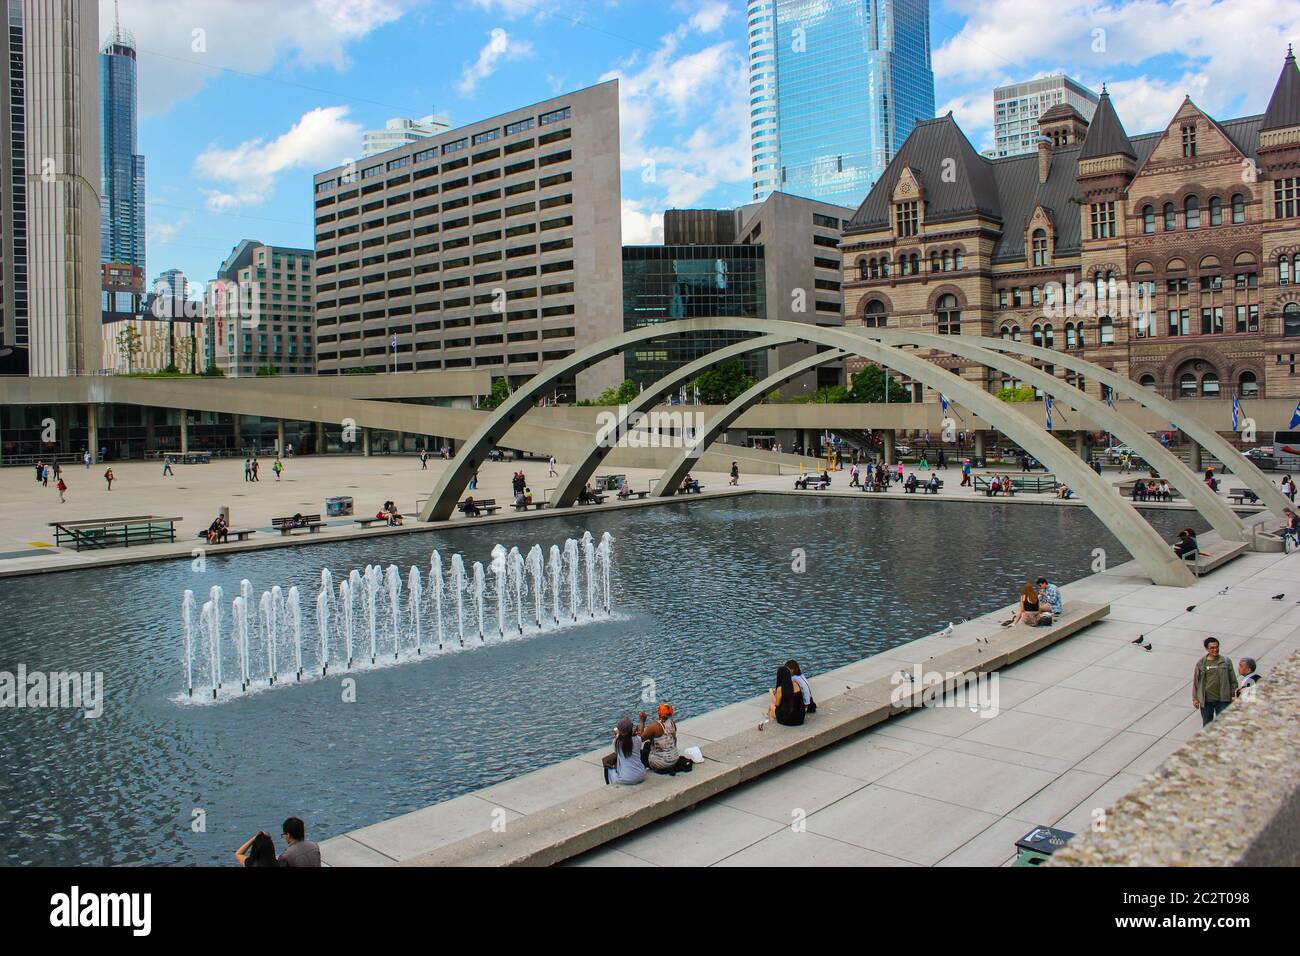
[312,80,624,399]
[749,0,935,208]
[0,0,103,376]
[206,240,314,377]
[100,11,145,271]
[992,74,1099,158]
[361,114,452,158]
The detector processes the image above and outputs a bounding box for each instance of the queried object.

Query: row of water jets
[179,532,614,701]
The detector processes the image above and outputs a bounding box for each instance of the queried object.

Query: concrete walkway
[568,548,1300,867]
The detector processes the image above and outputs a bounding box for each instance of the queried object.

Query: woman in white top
[602,716,645,785]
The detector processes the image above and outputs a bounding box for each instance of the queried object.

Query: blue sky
[108,0,1299,295]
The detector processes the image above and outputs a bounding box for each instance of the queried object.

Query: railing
[48,516,180,552]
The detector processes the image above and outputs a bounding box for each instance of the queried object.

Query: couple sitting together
[602,703,695,785]
[1005,577,1062,627]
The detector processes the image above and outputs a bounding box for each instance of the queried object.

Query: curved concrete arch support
[654,348,849,497]
[983,338,1293,519]
[550,335,797,509]
[858,329,1249,544]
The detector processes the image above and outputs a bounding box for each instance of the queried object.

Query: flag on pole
[1231,393,1242,432]
[940,394,949,418]
[1290,398,1300,429]
[1044,395,1054,432]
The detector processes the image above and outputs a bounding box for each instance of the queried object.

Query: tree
[811,385,850,404]
[116,325,142,373]
[692,361,755,404]
[256,364,279,377]
[202,363,224,378]
[998,385,1037,403]
[480,377,511,410]
[847,365,910,403]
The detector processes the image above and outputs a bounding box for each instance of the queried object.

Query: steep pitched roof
[845,113,1000,231]
[1078,90,1135,160]
[1261,47,1300,131]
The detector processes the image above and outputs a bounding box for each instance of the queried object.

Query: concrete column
[277,419,286,456]
[973,430,987,463]
[233,414,242,450]
[882,429,896,465]
[144,407,156,452]
[315,420,325,455]
[87,404,99,464]
[180,411,189,454]
[396,431,405,454]
[1189,443,1202,473]
[362,428,371,457]
[1074,431,1088,461]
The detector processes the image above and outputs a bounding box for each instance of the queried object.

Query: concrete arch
[859,329,1249,543]
[979,337,1293,518]
[549,334,796,508]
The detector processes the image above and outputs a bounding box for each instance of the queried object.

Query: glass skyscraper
[100,24,145,271]
[749,0,935,208]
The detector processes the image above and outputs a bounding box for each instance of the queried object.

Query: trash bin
[326,496,354,517]
[1012,825,1075,866]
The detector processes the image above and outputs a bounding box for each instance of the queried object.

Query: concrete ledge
[360,602,1109,867]
[1050,647,1300,867]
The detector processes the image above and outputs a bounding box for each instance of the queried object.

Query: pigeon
[1218,587,1230,595]
[1186,605,1197,612]
[897,670,914,683]
[1131,634,1145,645]
[1271,593,1285,600]
[1140,642,1152,652]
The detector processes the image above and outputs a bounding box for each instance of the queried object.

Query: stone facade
[841,53,1300,409]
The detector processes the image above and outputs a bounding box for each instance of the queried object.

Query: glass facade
[622,246,767,387]
[750,0,935,208]
[100,38,146,270]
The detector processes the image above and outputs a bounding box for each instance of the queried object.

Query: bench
[49,516,180,551]
[795,476,830,489]
[353,516,389,528]
[511,501,547,511]
[616,490,650,500]
[458,498,500,517]
[367,602,1110,867]
[1180,539,1249,577]
[974,476,1018,497]
[923,479,944,495]
[577,493,608,506]
[273,514,324,536]
[677,484,704,495]
[195,528,256,543]
[1228,490,1260,506]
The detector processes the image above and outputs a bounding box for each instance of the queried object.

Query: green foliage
[577,379,640,406]
[202,363,224,378]
[343,366,377,375]
[480,377,512,410]
[691,361,755,405]
[847,365,910,403]
[998,386,1037,403]
[811,385,849,404]
[256,364,280,377]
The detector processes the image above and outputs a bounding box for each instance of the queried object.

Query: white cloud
[102,0,414,115]
[686,1,731,33]
[193,106,362,209]
[467,0,560,18]
[621,200,663,244]
[458,27,534,95]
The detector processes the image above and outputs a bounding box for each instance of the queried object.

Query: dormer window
[895,201,918,237]
[1031,229,1049,266]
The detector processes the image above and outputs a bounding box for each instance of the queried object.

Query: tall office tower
[0,0,103,375]
[206,240,315,377]
[991,74,1098,158]
[749,0,935,208]
[312,80,624,399]
[361,114,452,158]
[100,9,145,270]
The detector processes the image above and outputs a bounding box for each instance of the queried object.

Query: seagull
[1271,593,1285,600]
[938,622,954,638]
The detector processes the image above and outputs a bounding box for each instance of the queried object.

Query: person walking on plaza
[83,450,91,469]
[41,463,50,487]
[420,449,428,470]
[243,457,252,482]
[849,464,861,488]
[730,461,739,486]
[252,458,261,482]
[163,455,174,477]
[104,467,115,491]
[548,455,557,478]
[1281,474,1295,502]
[1192,637,1237,726]
[273,458,283,481]
[469,469,479,491]
[57,476,67,504]
[961,458,972,487]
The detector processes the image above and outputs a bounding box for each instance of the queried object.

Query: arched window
[930,252,940,273]
[898,255,910,276]
[1076,322,1087,347]
[1066,322,1077,350]
[936,293,961,335]
[1239,371,1259,397]
[858,257,870,281]
[862,299,887,329]
[1232,193,1245,224]
[1011,325,1021,342]
[1200,371,1219,396]
[1031,229,1048,266]
[954,250,964,270]
[1179,372,1198,397]
[1139,374,1157,391]
[1285,303,1300,337]
[868,258,879,279]
[1032,324,1043,347]
[1164,202,1177,230]
[1099,315,1114,344]
[1043,324,1054,349]
[881,258,889,277]
[1280,255,1292,285]
[910,253,920,274]
[1209,196,1222,226]
[942,250,952,272]
[1142,205,1155,234]
[1185,195,1200,229]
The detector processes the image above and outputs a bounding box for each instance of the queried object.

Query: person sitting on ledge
[761,664,806,728]
[277,816,321,867]
[786,659,816,714]
[514,489,527,508]
[601,715,646,786]
[639,703,692,774]
[814,470,830,490]
[235,831,281,867]
[925,474,941,494]
[617,478,631,499]
[1006,582,1044,627]
[988,475,1001,497]
[904,473,918,493]
[1056,483,1072,499]
[462,496,481,517]
[684,475,701,493]
[1036,577,1061,622]
[524,487,534,505]
[384,501,404,526]
[1174,527,1199,562]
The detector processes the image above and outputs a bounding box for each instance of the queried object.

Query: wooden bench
[458,498,500,516]
[974,476,1018,497]
[795,476,830,489]
[1228,490,1260,506]
[195,527,256,543]
[50,516,180,551]
[923,479,944,495]
[273,514,324,535]
[677,484,704,495]
[576,493,608,506]
[512,501,547,511]
[616,490,650,500]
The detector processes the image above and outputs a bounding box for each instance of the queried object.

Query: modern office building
[749,0,935,208]
[0,0,102,376]
[624,191,854,393]
[991,74,1099,158]
[100,13,145,270]
[362,114,452,158]
[312,80,624,399]
[206,240,314,377]
[840,50,1300,405]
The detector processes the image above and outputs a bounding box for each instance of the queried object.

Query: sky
[105,0,1300,295]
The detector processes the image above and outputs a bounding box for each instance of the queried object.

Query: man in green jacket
[1192,637,1237,726]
